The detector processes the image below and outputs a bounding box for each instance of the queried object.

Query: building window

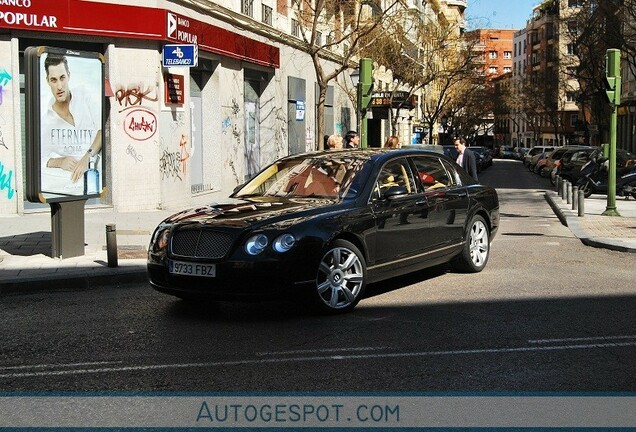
[568,0,583,7]
[503,51,512,59]
[567,43,577,55]
[326,34,333,51]
[504,66,512,73]
[489,66,498,74]
[241,0,254,17]
[489,51,498,59]
[262,4,272,25]
[566,91,577,102]
[291,18,301,37]
[570,114,579,127]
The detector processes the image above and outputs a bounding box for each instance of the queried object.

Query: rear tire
[451,215,490,273]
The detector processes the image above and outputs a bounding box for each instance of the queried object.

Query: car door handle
[416,199,427,205]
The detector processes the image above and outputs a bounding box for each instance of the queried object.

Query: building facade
[0,0,365,216]
[508,0,582,148]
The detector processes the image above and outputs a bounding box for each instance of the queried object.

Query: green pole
[358,58,373,149]
[602,49,621,217]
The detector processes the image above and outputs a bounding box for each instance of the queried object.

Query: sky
[465,0,540,30]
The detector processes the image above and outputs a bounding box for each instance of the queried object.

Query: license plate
[169,260,216,277]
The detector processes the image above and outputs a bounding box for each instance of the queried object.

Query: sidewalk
[545,189,636,253]
[1,190,635,296]
[0,206,175,295]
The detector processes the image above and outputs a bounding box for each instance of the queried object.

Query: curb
[0,268,148,296]
[544,192,636,253]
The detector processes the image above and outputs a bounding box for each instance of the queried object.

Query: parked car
[538,145,592,177]
[523,146,555,167]
[514,147,530,161]
[148,149,500,314]
[528,150,550,172]
[468,146,493,169]
[498,146,516,159]
[550,147,596,185]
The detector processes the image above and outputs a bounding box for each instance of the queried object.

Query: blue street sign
[162,44,198,67]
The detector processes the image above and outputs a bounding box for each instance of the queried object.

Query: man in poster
[40,52,102,196]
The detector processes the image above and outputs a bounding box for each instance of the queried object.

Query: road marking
[1,341,635,379]
[256,346,393,356]
[528,335,636,344]
[0,361,121,370]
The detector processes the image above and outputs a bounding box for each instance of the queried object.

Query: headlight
[150,228,171,252]
[245,234,268,255]
[273,234,296,253]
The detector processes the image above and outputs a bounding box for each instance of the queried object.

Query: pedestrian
[344,130,360,148]
[454,136,478,181]
[384,135,400,149]
[326,134,343,150]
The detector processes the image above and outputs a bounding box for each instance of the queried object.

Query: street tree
[291,0,405,149]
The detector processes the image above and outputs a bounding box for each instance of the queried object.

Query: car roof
[286,148,451,163]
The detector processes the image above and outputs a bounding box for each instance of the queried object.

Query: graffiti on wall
[0,127,7,150]
[221,97,241,184]
[158,133,190,182]
[0,159,15,200]
[0,68,12,106]
[115,83,158,112]
[179,134,190,176]
[159,148,182,181]
[126,143,143,163]
[0,67,15,199]
[124,108,157,141]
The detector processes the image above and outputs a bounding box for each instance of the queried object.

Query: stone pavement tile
[577,216,636,238]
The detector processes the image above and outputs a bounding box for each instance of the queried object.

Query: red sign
[0,1,279,68]
[164,73,185,105]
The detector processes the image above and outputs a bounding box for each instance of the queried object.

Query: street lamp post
[350,58,373,148]
[602,48,621,217]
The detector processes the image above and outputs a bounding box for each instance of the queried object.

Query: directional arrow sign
[162,44,198,67]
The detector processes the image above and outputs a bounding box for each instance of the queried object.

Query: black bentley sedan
[148,148,499,313]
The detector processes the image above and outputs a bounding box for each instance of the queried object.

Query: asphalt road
[1,159,635,392]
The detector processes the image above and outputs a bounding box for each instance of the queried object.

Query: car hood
[162,196,342,228]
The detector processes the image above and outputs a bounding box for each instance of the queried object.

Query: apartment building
[512,0,581,147]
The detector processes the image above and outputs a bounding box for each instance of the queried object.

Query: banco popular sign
[0,0,58,29]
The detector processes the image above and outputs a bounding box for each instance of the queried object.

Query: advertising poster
[26,46,104,202]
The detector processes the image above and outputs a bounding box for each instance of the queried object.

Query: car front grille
[171,229,235,259]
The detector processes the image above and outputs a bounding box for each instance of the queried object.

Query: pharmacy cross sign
[162,44,198,67]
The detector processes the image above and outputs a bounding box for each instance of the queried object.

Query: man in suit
[454,137,478,181]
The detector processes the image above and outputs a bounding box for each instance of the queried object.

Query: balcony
[444,0,467,10]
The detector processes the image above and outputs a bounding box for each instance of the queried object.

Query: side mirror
[232,184,245,195]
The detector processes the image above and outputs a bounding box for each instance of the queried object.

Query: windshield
[234,155,365,199]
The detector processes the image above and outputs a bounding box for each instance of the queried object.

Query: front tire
[579,179,594,198]
[312,239,366,314]
[451,215,490,273]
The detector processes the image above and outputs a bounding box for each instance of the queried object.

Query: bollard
[558,178,563,198]
[566,181,572,204]
[562,180,569,200]
[106,224,118,267]
[572,186,578,211]
[578,190,585,217]
[556,175,561,193]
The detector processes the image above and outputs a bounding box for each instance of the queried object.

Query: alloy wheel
[469,219,489,268]
[316,244,365,311]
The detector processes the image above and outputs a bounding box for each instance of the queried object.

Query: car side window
[411,156,454,190]
[372,159,416,200]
